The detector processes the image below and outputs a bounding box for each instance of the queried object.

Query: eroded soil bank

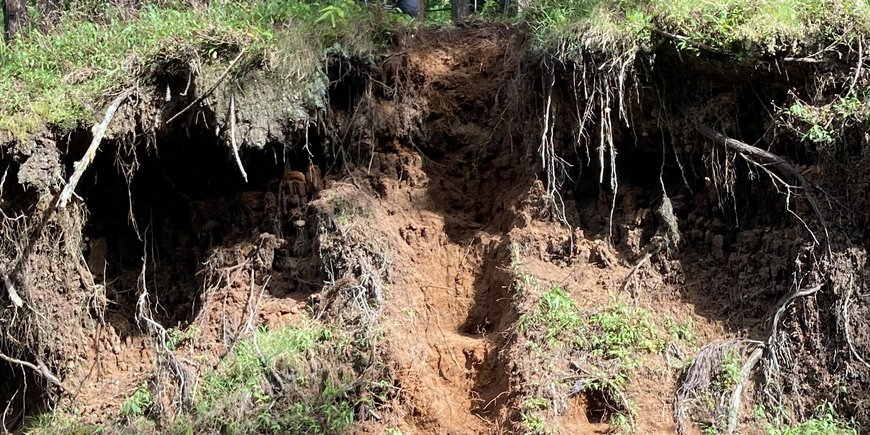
[1,25,868,434]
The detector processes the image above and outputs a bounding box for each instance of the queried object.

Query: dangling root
[696,124,830,252]
[675,125,834,433]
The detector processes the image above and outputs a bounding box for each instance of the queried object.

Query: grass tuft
[183,322,358,434]
[0,0,403,138]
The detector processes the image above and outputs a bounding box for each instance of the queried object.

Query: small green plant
[316,0,358,28]
[718,350,742,390]
[766,403,858,435]
[588,300,665,363]
[520,397,553,434]
[121,382,153,418]
[329,193,366,224]
[519,285,584,347]
[178,322,362,434]
[665,315,697,343]
[166,325,200,351]
[611,412,631,432]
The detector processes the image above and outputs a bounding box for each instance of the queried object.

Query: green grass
[519,285,666,376]
[516,280,669,427]
[183,322,358,434]
[766,403,858,435]
[524,0,870,59]
[3,0,869,138]
[588,299,665,364]
[520,397,555,434]
[518,284,584,348]
[0,0,404,138]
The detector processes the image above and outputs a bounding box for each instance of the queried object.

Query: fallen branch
[229,94,248,183]
[166,47,247,125]
[57,89,133,209]
[0,351,66,392]
[696,124,830,251]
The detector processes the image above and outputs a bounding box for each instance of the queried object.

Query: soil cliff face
[0,25,867,434]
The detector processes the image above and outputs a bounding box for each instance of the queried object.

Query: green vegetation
[516,276,672,427]
[787,96,870,145]
[764,403,858,435]
[0,0,403,137]
[121,382,154,419]
[519,286,665,381]
[518,284,584,348]
[1,0,869,139]
[665,315,697,343]
[166,325,200,351]
[717,350,742,390]
[588,299,665,364]
[177,322,359,434]
[525,0,870,58]
[21,413,106,434]
[520,397,554,434]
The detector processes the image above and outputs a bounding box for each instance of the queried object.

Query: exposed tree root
[726,346,763,433]
[229,94,249,183]
[621,241,663,299]
[696,124,830,251]
[674,126,838,434]
[0,351,66,392]
[675,338,764,434]
[1,273,21,308]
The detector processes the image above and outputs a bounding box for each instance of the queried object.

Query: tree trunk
[452,0,468,22]
[416,0,425,20]
[2,0,29,41]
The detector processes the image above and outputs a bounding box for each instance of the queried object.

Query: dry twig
[166,47,247,124]
[0,351,66,392]
[57,89,133,209]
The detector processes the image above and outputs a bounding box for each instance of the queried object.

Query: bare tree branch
[0,351,66,392]
[57,89,133,209]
